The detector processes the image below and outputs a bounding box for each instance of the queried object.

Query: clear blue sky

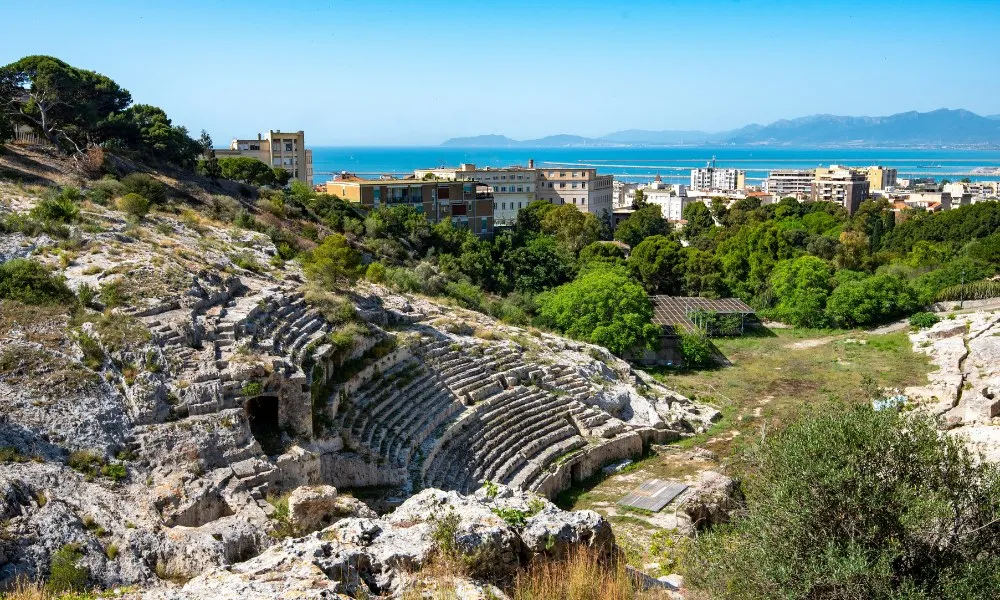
[2,0,998,145]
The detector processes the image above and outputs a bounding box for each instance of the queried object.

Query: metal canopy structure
[618,479,689,513]
[650,296,755,335]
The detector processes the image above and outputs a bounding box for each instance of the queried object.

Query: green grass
[559,326,933,567]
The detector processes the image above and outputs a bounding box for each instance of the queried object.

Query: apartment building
[323,177,494,237]
[215,130,313,185]
[537,168,614,218]
[645,188,693,222]
[862,166,898,191]
[690,165,746,191]
[613,180,641,209]
[810,166,870,214]
[452,163,538,226]
[764,169,815,200]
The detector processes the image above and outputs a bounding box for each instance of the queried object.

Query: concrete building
[863,166,898,191]
[690,164,746,191]
[764,169,815,200]
[644,187,692,222]
[323,177,494,237]
[613,180,641,209]
[216,130,313,185]
[536,168,614,219]
[810,166,870,214]
[452,163,538,227]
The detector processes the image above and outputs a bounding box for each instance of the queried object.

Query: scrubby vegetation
[687,405,1000,600]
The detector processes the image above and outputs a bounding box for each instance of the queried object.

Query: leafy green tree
[0,55,131,152]
[767,256,834,327]
[303,234,362,289]
[506,235,576,294]
[681,248,727,298]
[513,200,555,244]
[115,104,201,167]
[632,188,645,208]
[628,235,684,295]
[678,331,714,367]
[852,199,896,252]
[364,205,433,256]
[825,274,920,327]
[541,204,600,255]
[682,202,715,239]
[272,167,292,186]
[688,405,1000,600]
[0,259,75,305]
[536,267,660,354]
[614,204,671,248]
[196,153,222,181]
[218,156,275,186]
[578,241,627,271]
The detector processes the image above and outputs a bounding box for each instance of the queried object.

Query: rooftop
[651,296,755,334]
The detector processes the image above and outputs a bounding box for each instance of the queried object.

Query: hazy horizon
[3,0,998,146]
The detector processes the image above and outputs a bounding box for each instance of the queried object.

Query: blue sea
[310,147,1000,186]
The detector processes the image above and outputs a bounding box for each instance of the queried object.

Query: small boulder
[288,485,339,533]
[680,471,741,529]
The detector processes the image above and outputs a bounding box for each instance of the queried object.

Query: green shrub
[47,543,89,593]
[98,279,125,308]
[76,330,105,370]
[0,446,27,463]
[67,450,103,479]
[909,312,940,329]
[120,173,166,204]
[242,380,263,397]
[0,259,75,305]
[75,283,97,309]
[86,177,124,205]
[686,405,1000,600]
[117,193,150,221]
[100,463,127,482]
[678,331,714,368]
[30,191,80,224]
[365,261,386,283]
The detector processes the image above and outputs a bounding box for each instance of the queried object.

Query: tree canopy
[536,266,660,355]
[614,205,671,248]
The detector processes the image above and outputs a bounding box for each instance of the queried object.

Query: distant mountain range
[441,109,1000,148]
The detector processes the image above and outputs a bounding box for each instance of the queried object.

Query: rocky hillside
[0,172,712,596]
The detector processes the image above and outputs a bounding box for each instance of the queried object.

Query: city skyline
[3,0,999,145]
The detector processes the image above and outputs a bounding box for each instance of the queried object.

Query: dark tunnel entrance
[245,395,283,456]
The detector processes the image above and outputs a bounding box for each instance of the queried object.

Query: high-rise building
[863,166,898,191]
[764,169,815,200]
[323,177,494,237]
[690,160,746,191]
[215,130,313,185]
[810,166,870,214]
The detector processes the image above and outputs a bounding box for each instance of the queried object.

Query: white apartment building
[765,169,815,200]
[811,166,870,214]
[215,130,313,185]
[690,165,746,191]
[644,187,693,222]
[613,180,640,208]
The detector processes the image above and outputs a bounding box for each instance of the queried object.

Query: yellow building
[324,177,494,237]
[215,130,313,185]
[811,166,870,214]
[863,166,898,191]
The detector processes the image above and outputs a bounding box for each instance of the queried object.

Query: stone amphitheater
[0,182,716,594]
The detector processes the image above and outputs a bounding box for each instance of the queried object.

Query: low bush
[0,259,75,305]
[678,331,714,368]
[30,189,80,224]
[46,543,89,593]
[117,193,150,221]
[935,279,1000,302]
[909,311,941,329]
[120,173,166,205]
[686,405,1000,600]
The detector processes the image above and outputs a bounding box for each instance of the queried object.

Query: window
[438,185,450,200]
[560,172,566,177]
[560,183,566,188]
[581,182,586,188]
[572,183,578,189]
[517,187,523,192]
[500,186,507,192]
[285,143,293,152]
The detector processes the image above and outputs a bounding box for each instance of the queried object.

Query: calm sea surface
[310,147,1000,185]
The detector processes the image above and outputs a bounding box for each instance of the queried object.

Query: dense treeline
[292,188,1000,355]
[0,56,202,167]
